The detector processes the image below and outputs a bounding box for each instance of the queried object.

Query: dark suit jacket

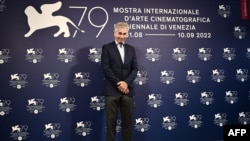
[101,41,138,96]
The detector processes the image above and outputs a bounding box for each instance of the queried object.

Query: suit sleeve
[101,45,120,85]
[124,47,138,88]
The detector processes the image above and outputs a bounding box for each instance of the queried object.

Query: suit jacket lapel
[112,42,124,64]
[123,44,127,64]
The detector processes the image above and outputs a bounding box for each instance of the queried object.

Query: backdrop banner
[0,0,249,141]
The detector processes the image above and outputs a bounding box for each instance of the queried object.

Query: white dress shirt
[117,43,125,64]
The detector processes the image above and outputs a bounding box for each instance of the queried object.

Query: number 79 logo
[24,1,108,38]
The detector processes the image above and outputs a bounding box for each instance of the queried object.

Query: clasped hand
[117,81,129,94]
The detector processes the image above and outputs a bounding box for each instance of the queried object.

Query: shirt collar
[115,40,124,46]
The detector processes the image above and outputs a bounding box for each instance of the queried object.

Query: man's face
[114,28,128,44]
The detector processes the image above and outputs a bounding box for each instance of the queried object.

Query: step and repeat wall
[0,0,250,141]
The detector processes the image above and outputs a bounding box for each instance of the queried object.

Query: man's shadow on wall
[66,46,105,141]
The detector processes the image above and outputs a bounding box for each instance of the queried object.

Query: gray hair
[114,22,129,32]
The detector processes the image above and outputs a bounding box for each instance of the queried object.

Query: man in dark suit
[101,22,138,141]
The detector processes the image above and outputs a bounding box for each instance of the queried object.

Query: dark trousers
[105,95,134,141]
